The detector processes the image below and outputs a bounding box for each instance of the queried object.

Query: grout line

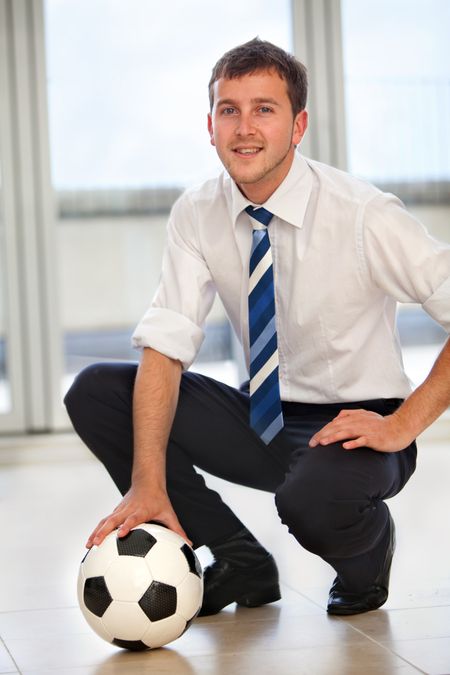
[0,634,22,675]
[0,605,79,616]
[340,622,428,674]
[279,581,445,673]
[279,579,450,614]
[279,579,327,611]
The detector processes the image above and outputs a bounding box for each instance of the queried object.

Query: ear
[207,113,216,147]
[292,109,308,146]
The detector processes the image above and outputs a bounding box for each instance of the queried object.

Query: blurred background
[0,0,449,434]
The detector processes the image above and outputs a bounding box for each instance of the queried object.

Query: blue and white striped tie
[246,205,284,445]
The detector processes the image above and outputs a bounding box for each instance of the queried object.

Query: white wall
[56,202,450,334]
[409,204,450,244]
[56,214,226,333]
[1,203,449,337]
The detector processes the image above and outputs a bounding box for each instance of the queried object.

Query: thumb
[164,512,193,547]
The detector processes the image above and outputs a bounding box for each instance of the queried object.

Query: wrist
[131,471,166,493]
[390,409,419,441]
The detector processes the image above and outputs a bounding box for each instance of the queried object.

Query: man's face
[208,69,307,203]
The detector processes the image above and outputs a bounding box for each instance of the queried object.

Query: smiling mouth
[233,147,263,156]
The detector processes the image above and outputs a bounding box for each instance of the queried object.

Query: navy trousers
[65,362,417,592]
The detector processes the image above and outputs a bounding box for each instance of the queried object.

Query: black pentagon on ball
[181,543,202,579]
[139,581,177,621]
[116,528,157,557]
[84,576,113,617]
[112,638,149,651]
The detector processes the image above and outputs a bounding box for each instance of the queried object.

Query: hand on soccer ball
[86,485,191,549]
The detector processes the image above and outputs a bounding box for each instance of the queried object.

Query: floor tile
[0,608,86,641]
[1,423,450,674]
[175,612,369,655]
[383,636,450,675]
[21,642,422,675]
[186,644,422,675]
[4,613,362,671]
[343,606,450,642]
[11,626,421,675]
[4,634,118,672]
[0,640,18,674]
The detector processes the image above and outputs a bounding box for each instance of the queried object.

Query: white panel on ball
[81,533,118,578]
[144,523,187,546]
[176,574,204,621]
[142,614,187,649]
[86,612,114,643]
[77,565,86,608]
[145,540,189,586]
[102,601,149,641]
[105,557,152,601]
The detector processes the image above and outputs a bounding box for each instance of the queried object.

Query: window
[44,0,292,391]
[45,0,292,190]
[341,0,450,189]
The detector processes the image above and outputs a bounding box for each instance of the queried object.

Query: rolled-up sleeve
[132,192,216,369]
[362,194,450,332]
[422,275,450,333]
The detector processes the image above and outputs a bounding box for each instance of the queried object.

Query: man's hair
[208,37,308,116]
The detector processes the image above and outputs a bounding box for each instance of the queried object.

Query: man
[65,38,450,616]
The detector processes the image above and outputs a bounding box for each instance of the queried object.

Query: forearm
[132,347,182,489]
[393,337,450,438]
[86,348,185,546]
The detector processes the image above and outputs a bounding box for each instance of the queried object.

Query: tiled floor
[0,415,449,674]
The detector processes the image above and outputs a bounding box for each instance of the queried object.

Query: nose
[236,112,256,136]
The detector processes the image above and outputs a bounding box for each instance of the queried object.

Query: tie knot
[245,205,274,228]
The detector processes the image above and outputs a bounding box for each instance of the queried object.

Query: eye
[259,106,273,114]
[221,107,237,115]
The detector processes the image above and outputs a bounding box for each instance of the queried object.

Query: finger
[86,517,110,548]
[117,512,146,538]
[310,425,352,446]
[309,423,336,446]
[343,436,368,450]
[317,426,370,446]
[171,522,193,547]
[160,511,193,546]
[91,513,125,546]
[336,409,359,418]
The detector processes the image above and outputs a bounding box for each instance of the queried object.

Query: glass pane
[44,0,292,394]
[341,0,450,387]
[342,0,450,183]
[0,162,11,413]
[45,0,292,189]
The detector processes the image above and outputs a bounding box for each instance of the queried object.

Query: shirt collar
[228,151,313,229]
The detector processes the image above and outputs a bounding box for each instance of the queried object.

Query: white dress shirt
[132,152,450,403]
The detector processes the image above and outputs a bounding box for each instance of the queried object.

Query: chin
[227,165,267,186]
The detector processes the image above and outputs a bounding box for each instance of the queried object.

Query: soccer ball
[77,523,203,650]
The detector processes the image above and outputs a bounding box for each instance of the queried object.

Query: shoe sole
[328,514,395,616]
[327,592,388,615]
[236,584,281,608]
[199,579,281,616]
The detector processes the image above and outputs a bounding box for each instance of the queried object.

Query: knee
[64,363,102,414]
[64,362,135,423]
[275,470,343,558]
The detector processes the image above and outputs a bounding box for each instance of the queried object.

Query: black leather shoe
[198,553,281,616]
[327,514,396,616]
